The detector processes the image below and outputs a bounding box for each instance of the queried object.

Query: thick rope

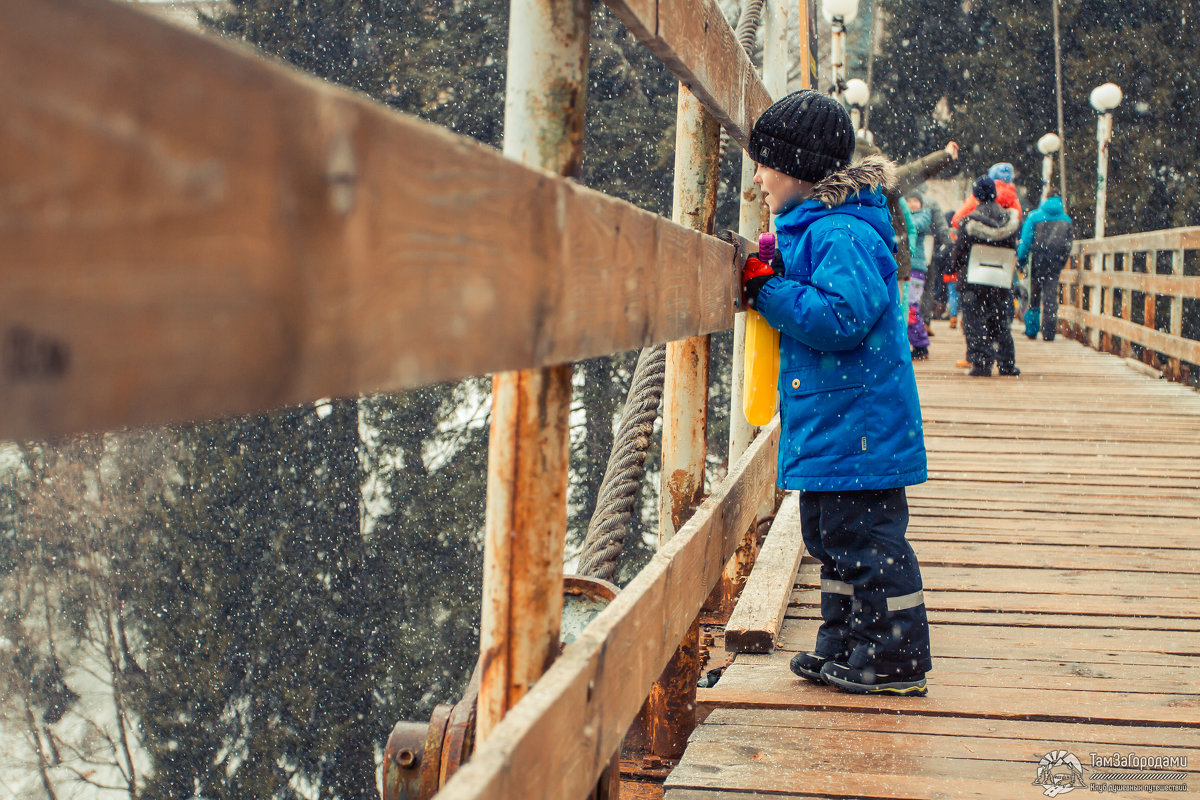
[577,345,666,582]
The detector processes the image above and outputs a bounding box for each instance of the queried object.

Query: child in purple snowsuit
[905,194,932,359]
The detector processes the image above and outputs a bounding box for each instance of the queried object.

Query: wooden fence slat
[1060,270,1200,299]
[1073,228,1200,255]
[602,0,772,147]
[435,419,780,800]
[0,0,746,442]
[1059,307,1200,365]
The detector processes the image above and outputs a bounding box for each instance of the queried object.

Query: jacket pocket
[781,370,868,458]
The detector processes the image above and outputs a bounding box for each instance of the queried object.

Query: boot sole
[822,671,928,697]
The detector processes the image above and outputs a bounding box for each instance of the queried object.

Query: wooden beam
[723,493,806,653]
[602,0,773,147]
[1060,270,1200,299]
[0,0,740,442]
[436,419,780,800]
[1074,227,1200,255]
[1059,307,1200,366]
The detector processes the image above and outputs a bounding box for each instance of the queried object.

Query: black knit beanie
[972,176,997,202]
[749,90,854,183]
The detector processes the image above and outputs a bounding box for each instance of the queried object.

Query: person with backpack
[950,177,1022,377]
[1016,189,1074,341]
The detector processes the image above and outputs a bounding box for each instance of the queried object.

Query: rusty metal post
[476,0,590,747]
[644,83,722,761]
[728,0,787,465]
[718,0,788,620]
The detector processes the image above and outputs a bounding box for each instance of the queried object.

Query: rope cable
[577,344,666,582]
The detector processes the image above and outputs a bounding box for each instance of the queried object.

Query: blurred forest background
[2,0,1196,797]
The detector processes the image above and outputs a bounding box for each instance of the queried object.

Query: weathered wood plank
[1059,306,1200,365]
[435,420,780,800]
[670,738,1182,799]
[1070,227,1200,256]
[0,0,747,442]
[602,0,772,148]
[905,540,1200,574]
[722,655,1199,695]
[723,492,805,653]
[685,724,1200,773]
[1061,269,1200,299]
[695,684,1200,726]
[697,707,1200,747]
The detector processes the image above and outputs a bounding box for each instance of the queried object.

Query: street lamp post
[822,0,859,100]
[1090,82,1122,239]
[1036,132,1062,205]
[844,78,870,141]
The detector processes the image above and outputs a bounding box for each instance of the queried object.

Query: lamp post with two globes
[1090,82,1122,239]
[822,0,859,101]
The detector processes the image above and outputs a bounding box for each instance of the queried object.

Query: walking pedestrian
[951,177,1022,377]
[1017,189,1074,341]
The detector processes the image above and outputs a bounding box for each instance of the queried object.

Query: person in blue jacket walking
[742,90,932,696]
[1016,189,1074,340]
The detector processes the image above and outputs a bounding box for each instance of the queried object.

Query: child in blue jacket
[742,90,932,696]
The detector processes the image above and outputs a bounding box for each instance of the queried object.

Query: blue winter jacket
[754,158,927,492]
[1016,196,1072,264]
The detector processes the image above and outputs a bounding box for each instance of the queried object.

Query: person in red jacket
[951,162,1022,228]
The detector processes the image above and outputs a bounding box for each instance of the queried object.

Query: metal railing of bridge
[0,0,813,798]
[1062,228,1200,384]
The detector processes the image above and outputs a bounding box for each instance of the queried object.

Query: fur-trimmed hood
[810,154,898,208]
[962,203,1021,243]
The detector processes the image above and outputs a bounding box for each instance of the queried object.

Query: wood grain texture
[1072,227,1200,256]
[435,419,780,800]
[0,0,745,442]
[601,0,772,147]
[723,493,806,653]
[1061,269,1200,299]
[1059,306,1200,365]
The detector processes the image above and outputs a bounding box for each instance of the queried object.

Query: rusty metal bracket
[720,229,754,311]
[384,581,618,800]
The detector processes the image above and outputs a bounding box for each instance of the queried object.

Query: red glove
[743,255,776,282]
[742,254,779,309]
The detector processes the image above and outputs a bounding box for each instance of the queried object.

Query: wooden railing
[1,0,807,798]
[1060,228,1200,382]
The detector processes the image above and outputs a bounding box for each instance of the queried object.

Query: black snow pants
[962,285,1017,373]
[799,488,932,675]
[1030,262,1062,341]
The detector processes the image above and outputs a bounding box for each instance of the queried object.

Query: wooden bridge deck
[667,325,1200,799]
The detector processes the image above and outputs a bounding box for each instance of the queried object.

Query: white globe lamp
[843,78,869,108]
[822,0,859,23]
[1089,83,1123,113]
[1036,132,1062,155]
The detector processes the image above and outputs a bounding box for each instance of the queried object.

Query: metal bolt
[398,749,418,769]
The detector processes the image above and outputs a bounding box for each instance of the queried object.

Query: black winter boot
[790,652,832,684]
